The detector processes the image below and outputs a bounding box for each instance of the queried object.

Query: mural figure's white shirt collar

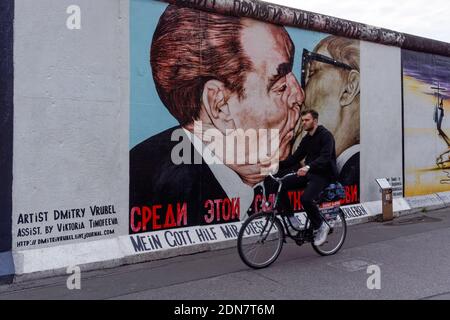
[183,129,254,217]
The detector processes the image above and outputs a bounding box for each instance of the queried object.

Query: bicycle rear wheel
[312,208,347,256]
[237,212,284,269]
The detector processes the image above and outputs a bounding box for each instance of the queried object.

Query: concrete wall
[0,0,448,278]
[13,0,129,251]
[360,41,403,202]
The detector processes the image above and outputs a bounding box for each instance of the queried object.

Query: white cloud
[267,0,450,43]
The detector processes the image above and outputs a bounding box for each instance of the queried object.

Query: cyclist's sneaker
[314,222,330,246]
[327,218,336,228]
[323,214,335,228]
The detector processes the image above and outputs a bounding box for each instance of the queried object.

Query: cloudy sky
[267,0,450,43]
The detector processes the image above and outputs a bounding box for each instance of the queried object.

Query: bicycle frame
[267,172,340,243]
[238,173,347,269]
[267,173,316,244]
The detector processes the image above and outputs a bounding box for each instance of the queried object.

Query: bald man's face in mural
[228,20,303,160]
[201,20,304,184]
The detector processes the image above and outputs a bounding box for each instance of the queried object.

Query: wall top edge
[161,0,450,57]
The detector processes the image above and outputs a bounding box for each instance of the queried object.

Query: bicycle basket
[320,182,346,202]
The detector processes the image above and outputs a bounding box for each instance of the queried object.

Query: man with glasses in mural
[299,36,360,189]
[130,5,305,232]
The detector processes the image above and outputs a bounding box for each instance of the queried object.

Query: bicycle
[237,172,347,269]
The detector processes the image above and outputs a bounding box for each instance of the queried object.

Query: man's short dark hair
[301,109,319,120]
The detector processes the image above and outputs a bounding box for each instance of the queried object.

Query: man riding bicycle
[276,109,339,246]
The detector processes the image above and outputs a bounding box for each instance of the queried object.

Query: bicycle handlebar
[268,172,297,183]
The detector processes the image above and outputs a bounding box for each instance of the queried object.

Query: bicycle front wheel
[312,208,347,256]
[237,212,284,269]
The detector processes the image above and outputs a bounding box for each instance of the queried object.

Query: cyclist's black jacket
[279,125,338,180]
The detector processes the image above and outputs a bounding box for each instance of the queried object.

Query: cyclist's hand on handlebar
[297,166,309,177]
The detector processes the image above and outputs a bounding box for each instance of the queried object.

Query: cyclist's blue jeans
[278,173,330,230]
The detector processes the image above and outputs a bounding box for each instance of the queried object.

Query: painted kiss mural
[403,50,450,196]
[129,1,360,234]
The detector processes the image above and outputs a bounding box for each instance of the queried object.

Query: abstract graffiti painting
[403,50,450,196]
